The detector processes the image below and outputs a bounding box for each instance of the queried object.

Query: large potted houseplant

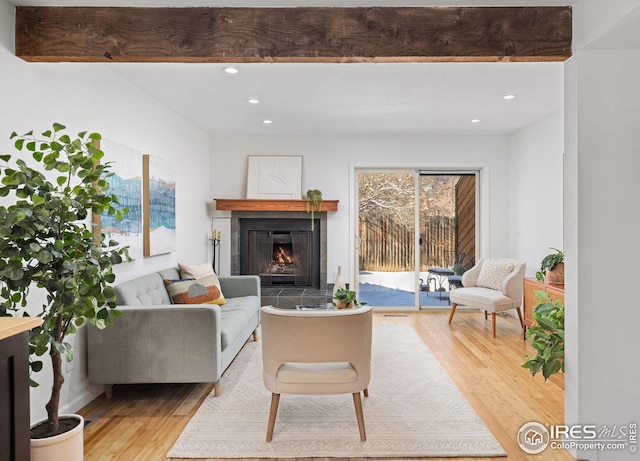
[522,290,565,381]
[0,124,129,461]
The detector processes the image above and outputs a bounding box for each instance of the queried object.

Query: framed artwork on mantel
[246,155,303,199]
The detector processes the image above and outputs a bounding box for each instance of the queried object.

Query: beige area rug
[168,324,506,458]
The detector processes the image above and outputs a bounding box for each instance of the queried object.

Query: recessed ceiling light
[503,94,516,100]
[248,99,260,104]
[224,67,238,74]
[262,120,272,124]
[471,119,481,123]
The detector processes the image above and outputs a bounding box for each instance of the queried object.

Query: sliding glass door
[357,171,416,308]
[356,169,477,309]
[418,173,477,309]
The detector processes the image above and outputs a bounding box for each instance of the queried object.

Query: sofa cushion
[115,272,172,305]
[220,295,261,349]
[222,295,260,314]
[476,259,515,291]
[449,286,515,311]
[164,274,226,305]
[220,310,249,350]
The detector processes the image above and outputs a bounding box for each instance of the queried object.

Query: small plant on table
[332,288,366,309]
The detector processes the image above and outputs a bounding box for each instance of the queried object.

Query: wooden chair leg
[352,392,366,441]
[492,313,497,338]
[266,393,280,442]
[363,388,369,397]
[448,303,457,324]
[253,329,259,342]
[516,307,524,330]
[484,310,488,320]
[214,380,221,397]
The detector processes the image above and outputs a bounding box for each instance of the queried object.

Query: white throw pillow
[476,259,515,291]
[178,262,215,279]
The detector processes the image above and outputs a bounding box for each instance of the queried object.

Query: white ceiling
[10,1,571,136]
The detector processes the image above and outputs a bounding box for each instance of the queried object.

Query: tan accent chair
[260,305,373,442]
[448,258,526,338]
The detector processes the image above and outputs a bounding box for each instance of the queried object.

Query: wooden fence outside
[358,215,456,272]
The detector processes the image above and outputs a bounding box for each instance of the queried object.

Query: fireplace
[241,218,319,287]
[230,211,328,290]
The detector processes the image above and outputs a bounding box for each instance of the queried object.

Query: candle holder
[209,237,220,275]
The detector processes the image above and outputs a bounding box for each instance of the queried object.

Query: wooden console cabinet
[0,317,42,461]
[523,277,564,340]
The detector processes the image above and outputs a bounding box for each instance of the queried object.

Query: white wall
[0,0,211,423]
[573,0,640,49]
[565,49,640,461]
[209,134,511,284]
[509,111,565,277]
[564,2,640,460]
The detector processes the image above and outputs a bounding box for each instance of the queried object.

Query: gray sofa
[87,267,261,397]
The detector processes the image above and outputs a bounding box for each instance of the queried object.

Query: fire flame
[273,246,293,266]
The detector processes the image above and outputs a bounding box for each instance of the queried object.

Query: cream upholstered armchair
[260,305,373,442]
[448,258,526,338]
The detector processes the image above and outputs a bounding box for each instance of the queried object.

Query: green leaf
[36,251,53,264]
[0,154,11,162]
[32,195,46,206]
[14,138,24,150]
[52,123,66,132]
[542,359,563,380]
[63,342,74,362]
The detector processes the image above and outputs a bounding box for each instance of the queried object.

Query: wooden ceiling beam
[15,6,572,63]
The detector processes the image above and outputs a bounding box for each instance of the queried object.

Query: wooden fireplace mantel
[215,199,338,212]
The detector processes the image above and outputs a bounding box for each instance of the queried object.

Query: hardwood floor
[79,311,574,461]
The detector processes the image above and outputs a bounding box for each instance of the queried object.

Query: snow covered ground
[358,271,452,308]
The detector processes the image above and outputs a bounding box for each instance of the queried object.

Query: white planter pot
[31,414,84,461]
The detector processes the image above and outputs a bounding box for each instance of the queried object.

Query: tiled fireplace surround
[229,210,333,308]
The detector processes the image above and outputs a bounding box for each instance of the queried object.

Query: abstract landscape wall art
[97,139,143,258]
[143,154,176,256]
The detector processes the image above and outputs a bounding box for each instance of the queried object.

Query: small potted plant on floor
[332,287,366,309]
[0,124,130,461]
[522,290,564,381]
[535,247,564,284]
